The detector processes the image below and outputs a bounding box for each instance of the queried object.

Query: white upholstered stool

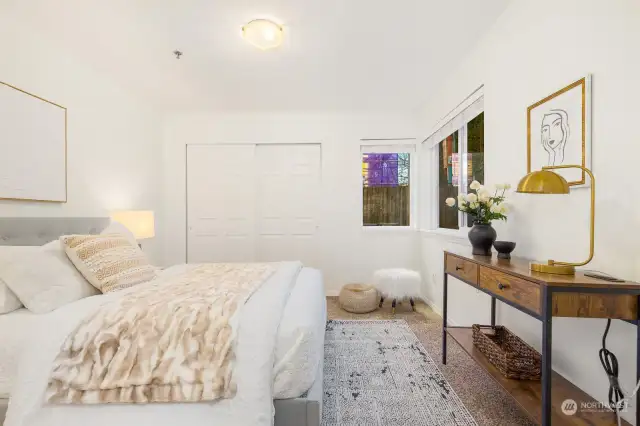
[373,268,421,313]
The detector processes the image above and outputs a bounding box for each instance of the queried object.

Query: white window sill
[419,228,470,245]
[362,226,416,232]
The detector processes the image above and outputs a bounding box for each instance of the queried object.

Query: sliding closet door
[255,144,321,264]
[187,145,256,263]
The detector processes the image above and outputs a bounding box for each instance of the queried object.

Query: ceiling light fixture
[242,19,284,50]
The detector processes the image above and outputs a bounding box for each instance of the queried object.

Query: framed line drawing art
[527,75,592,187]
[0,81,67,202]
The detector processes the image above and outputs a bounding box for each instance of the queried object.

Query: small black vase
[468,222,497,256]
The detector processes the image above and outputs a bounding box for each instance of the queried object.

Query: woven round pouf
[338,284,379,314]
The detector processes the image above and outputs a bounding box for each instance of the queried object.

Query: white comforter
[5,262,302,426]
[273,268,326,399]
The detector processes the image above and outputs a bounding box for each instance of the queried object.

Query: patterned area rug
[322,320,478,426]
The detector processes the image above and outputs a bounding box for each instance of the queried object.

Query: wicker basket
[339,284,379,314]
[472,324,541,380]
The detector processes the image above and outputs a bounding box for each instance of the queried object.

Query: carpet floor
[326,297,533,426]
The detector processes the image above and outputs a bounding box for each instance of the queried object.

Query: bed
[0,218,325,426]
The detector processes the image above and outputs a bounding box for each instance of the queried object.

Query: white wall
[417,0,640,422]
[0,11,164,262]
[163,112,419,294]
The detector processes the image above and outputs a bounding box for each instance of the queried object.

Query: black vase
[468,222,497,256]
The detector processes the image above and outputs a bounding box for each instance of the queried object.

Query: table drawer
[479,266,541,314]
[445,255,478,285]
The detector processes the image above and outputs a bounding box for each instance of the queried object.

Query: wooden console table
[442,249,640,426]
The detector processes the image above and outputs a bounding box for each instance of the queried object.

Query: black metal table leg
[491,297,496,327]
[633,296,640,425]
[442,273,448,365]
[541,287,552,426]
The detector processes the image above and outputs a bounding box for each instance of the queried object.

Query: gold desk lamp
[516,165,594,275]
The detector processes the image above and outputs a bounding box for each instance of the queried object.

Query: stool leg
[392,299,396,314]
[379,296,384,308]
[410,298,415,311]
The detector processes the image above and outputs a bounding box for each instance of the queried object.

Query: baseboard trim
[421,295,459,326]
[422,296,442,316]
[327,291,460,327]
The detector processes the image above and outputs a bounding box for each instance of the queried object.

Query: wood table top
[445,249,640,290]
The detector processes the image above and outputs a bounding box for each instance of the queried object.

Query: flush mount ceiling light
[242,19,284,50]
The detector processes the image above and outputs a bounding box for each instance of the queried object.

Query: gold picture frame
[0,81,67,203]
[527,76,592,187]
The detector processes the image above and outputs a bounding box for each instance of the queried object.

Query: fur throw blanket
[46,263,275,404]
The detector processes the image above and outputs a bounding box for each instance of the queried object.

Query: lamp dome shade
[242,19,284,50]
[517,170,570,194]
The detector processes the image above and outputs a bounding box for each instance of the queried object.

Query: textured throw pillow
[0,242,99,314]
[61,234,157,293]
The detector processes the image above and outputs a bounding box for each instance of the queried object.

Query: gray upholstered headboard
[0,217,110,246]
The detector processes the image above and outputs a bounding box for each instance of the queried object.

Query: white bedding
[5,262,302,426]
[0,309,41,398]
[274,268,326,399]
[0,267,326,402]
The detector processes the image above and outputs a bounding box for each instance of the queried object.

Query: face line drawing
[541,109,570,166]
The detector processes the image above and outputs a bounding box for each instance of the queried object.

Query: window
[421,88,484,232]
[437,131,459,229]
[436,112,484,230]
[361,145,415,227]
[467,112,485,192]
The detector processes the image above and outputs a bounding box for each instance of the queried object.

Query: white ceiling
[5,0,510,112]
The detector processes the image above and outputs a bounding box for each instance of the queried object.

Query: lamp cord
[579,270,626,419]
[571,270,640,423]
[599,319,624,412]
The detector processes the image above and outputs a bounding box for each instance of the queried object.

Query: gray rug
[322,320,477,426]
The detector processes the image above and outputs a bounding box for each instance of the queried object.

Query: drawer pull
[497,282,509,290]
[455,265,463,271]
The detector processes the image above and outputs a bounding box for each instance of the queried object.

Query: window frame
[360,142,417,230]
[434,124,471,231]
[420,92,484,236]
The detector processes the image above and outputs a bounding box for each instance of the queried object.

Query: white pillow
[0,278,23,314]
[0,247,31,314]
[0,241,99,314]
[101,221,138,246]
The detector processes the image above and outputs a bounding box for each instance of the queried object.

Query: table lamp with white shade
[109,210,155,246]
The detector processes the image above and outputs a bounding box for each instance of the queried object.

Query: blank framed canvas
[0,81,66,202]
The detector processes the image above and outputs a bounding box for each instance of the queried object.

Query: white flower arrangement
[445,181,511,225]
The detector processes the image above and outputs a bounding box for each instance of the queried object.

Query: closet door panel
[187,144,256,263]
[255,144,321,265]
